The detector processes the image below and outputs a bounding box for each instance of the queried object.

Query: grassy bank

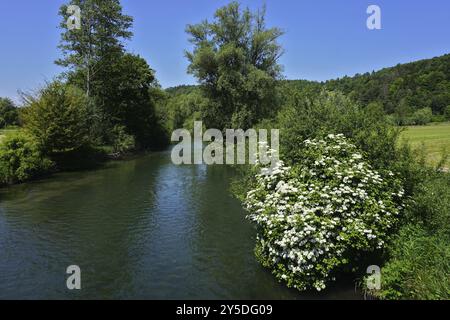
[400,122,450,167]
[0,127,19,142]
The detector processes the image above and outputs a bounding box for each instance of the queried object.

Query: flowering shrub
[244,134,405,291]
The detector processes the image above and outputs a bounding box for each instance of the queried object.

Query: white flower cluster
[244,134,405,291]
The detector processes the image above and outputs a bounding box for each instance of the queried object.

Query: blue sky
[0,0,449,101]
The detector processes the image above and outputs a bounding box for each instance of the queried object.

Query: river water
[0,149,360,299]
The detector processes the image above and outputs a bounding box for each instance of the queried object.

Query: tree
[0,131,53,184]
[56,0,133,97]
[101,53,166,149]
[165,89,208,133]
[185,2,284,129]
[411,107,433,125]
[23,82,90,154]
[0,98,19,128]
[56,1,167,149]
[395,98,413,125]
[56,0,134,144]
[444,105,450,120]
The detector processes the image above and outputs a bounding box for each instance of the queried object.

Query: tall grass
[377,172,450,299]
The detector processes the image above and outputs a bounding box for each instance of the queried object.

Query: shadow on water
[0,149,362,299]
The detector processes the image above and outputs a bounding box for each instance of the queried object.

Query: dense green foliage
[111,124,135,154]
[57,0,167,150]
[268,90,424,196]
[0,131,53,184]
[444,105,450,120]
[99,53,166,149]
[0,98,19,128]
[185,2,283,130]
[164,89,207,133]
[167,53,450,129]
[323,54,450,124]
[1,0,169,185]
[375,173,450,299]
[409,107,433,125]
[231,90,422,292]
[165,85,198,97]
[56,0,133,97]
[22,82,90,154]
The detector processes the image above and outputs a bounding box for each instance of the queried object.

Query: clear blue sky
[1,0,449,102]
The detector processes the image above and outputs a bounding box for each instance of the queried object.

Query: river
[0,149,360,299]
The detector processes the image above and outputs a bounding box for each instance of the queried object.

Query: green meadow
[0,127,19,142]
[400,122,450,167]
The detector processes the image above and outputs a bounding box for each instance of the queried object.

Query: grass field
[0,127,20,143]
[400,122,450,168]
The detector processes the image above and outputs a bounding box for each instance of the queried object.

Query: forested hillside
[323,54,450,124]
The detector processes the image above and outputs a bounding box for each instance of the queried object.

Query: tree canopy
[56,0,133,97]
[22,82,90,154]
[185,2,284,130]
[0,98,19,128]
[55,0,167,149]
[323,54,450,121]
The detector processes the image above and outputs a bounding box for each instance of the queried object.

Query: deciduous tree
[186,2,284,129]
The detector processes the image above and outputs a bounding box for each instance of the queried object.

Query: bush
[0,131,53,184]
[244,135,405,291]
[377,225,450,300]
[164,90,207,133]
[431,114,446,123]
[231,90,425,294]
[410,107,433,125]
[276,92,402,171]
[23,81,90,154]
[111,125,135,154]
[406,172,450,233]
[0,97,19,128]
[373,173,450,299]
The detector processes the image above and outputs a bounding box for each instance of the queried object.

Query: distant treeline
[290,54,450,125]
[165,53,450,127]
[324,54,450,116]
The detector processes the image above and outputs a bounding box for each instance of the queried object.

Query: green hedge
[0,131,53,185]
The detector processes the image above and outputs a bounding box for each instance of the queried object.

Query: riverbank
[0,126,162,188]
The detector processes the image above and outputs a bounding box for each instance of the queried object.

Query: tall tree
[102,53,165,149]
[56,0,133,97]
[185,2,284,129]
[56,0,130,144]
[55,0,167,149]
